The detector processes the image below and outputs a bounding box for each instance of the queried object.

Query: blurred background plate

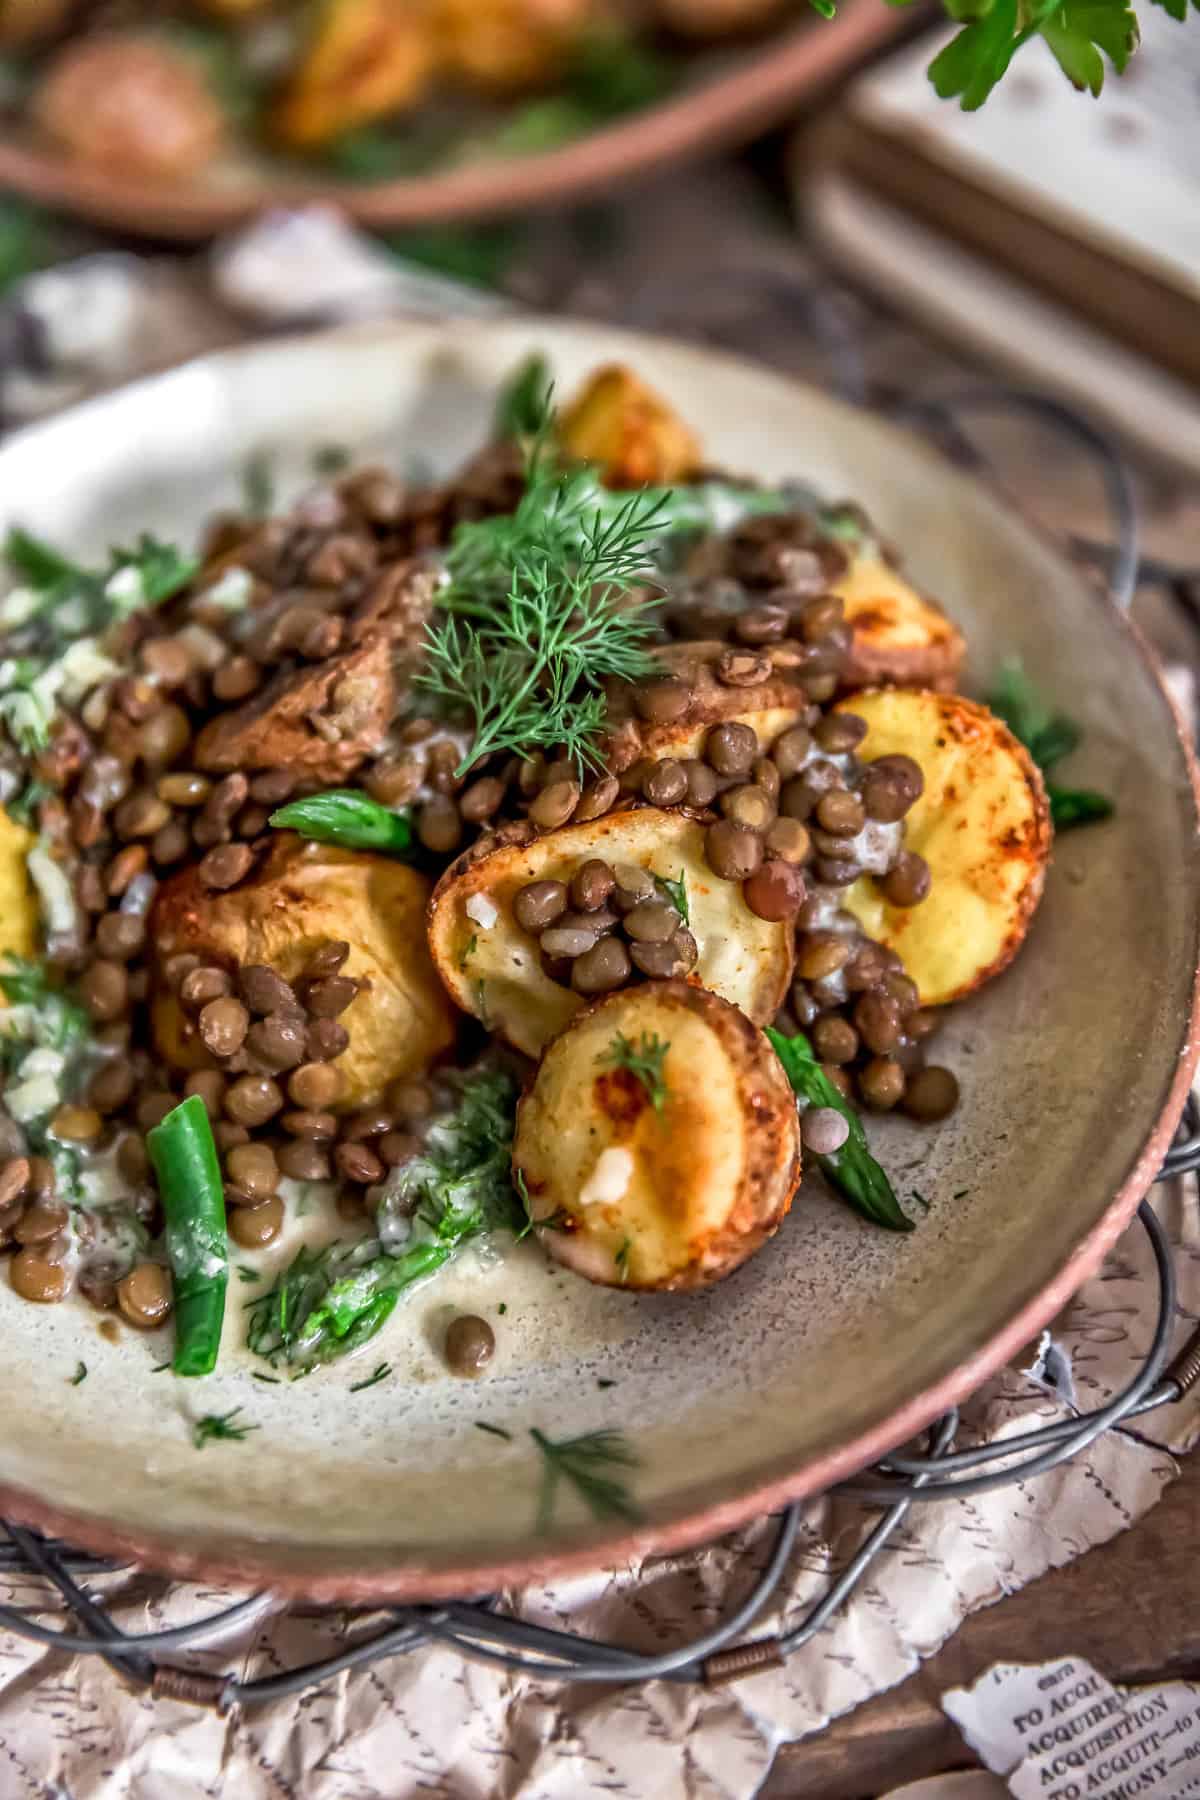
[0,5,919,240]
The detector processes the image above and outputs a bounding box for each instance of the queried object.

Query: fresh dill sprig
[614,1237,633,1282]
[530,1427,641,1531]
[69,1361,87,1386]
[475,1420,512,1440]
[458,932,478,971]
[236,1265,260,1284]
[599,1031,671,1113]
[349,1362,392,1393]
[192,1408,258,1448]
[419,455,666,773]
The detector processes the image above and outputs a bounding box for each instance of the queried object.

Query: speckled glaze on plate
[0,317,1196,1603]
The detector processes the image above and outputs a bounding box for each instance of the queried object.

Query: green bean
[766,1027,913,1233]
[146,1095,228,1377]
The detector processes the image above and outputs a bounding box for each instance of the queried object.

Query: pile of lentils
[0,440,955,1331]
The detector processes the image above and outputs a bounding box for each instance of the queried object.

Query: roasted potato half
[272,0,436,148]
[837,689,1050,1007]
[514,979,801,1290]
[0,809,38,967]
[34,33,224,178]
[834,556,966,694]
[151,836,456,1106]
[558,365,704,489]
[428,807,794,1057]
[603,641,806,772]
[437,0,591,90]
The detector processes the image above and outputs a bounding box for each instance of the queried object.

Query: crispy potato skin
[193,634,394,782]
[603,641,807,773]
[836,689,1051,1006]
[514,980,801,1291]
[834,556,966,695]
[34,33,224,178]
[151,836,455,1105]
[558,365,704,489]
[428,807,794,1056]
[273,0,436,148]
[0,809,38,968]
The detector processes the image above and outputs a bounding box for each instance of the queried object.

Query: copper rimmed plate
[0,316,1196,1601]
[0,4,917,240]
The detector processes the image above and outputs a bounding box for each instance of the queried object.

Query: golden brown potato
[514,979,801,1291]
[151,835,456,1107]
[0,809,38,968]
[836,689,1050,1007]
[273,0,436,149]
[33,34,224,179]
[0,0,71,49]
[437,0,592,89]
[428,807,794,1058]
[603,640,807,773]
[558,365,704,489]
[193,635,394,783]
[834,556,966,694]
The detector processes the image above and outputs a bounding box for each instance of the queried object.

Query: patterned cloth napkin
[0,224,1195,1798]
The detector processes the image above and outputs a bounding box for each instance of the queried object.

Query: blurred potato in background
[33,31,225,178]
[272,0,438,148]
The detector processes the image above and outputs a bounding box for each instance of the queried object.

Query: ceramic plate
[0,317,1196,1601]
[0,7,915,240]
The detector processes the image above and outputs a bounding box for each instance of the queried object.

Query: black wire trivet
[0,311,1196,1708]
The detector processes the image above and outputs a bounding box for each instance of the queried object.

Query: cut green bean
[766,1027,913,1233]
[147,1095,228,1378]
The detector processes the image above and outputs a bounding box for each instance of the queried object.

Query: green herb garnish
[247,1072,522,1373]
[0,957,89,1053]
[312,443,351,477]
[654,870,689,924]
[597,1378,616,1390]
[7,779,49,827]
[614,1237,633,1282]
[349,1362,391,1393]
[910,1189,931,1212]
[269,790,414,856]
[986,658,1114,835]
[475,1420,512,1440]
[458,933,478,971]
[251,1372,281,1384]
[531,1427,640,1532]
[69,1362,87,1386]
[767,1027,913,1232]
[495,352,554,441]
[600,1031,671,1113]
[236,1265,259,1284]
[497,1302,507,1315]
[192,1408,258,1448]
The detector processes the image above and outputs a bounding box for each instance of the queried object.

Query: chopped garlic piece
[465,893,499,930]
[6,1070,61,1123]
[27,841,79,940]
[579,1146,634,1208]
[104,564,144,608]
[201,566,254,612]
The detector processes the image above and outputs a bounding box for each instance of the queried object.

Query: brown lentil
[706,722,757,776]
[11,1250,67,1303]
[716,649,771,687]
[610,864,656,911]
[80,960,128,1022]
[801,1106,850,1155]
[278,1140,332,1182]
[238,965,296,1015]
[572,937,632,994]
[303,941,350,980]
[705,820,763,881]
[15,1200,69,1244]
[184,1069,226,1119]
[574,774,620,822]
[816,790,865,836]
[854,991,904,1055]
[106,844,148,896]
[211,655,261,702]
[859,1057,906,1111]
[903,1066,960,1121]
[862,755,924,823]
[763,817,810,864]
[226,1142,279,1200]
[630,929,698,978]
[529,779,580,831]
[633,678,690,724]
[245,1012,307,1072]
[513,880,568,935]
[215,1121,251,1154]
[180,965,233,1008]
[622,898,679,944]
[306,975,358,1018]
[445,1314,495,1377]
[288,1061,344,1110]
[335,1141,384,1185]
[721,784,775,832]
[281,1109,338,1141]
[812,1016,858,1065]
[883,852,932,907]
[389,1079,434,1123]
[117,1262,172,1328]
[459,776,506,822]
[225,1075,284,1128]
[682,760,719,807]
[198,996,249,1058]
[814,711,867,753]
[307,1018,349,1062]
[416,796,462,854]
[50,1104,102,1143]
[198,842,255,890]
[230,1196,284,1248]
[0,1157,30,1209]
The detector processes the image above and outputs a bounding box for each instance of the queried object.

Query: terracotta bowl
[0,5,917,240]
[0,316,1195,1602]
